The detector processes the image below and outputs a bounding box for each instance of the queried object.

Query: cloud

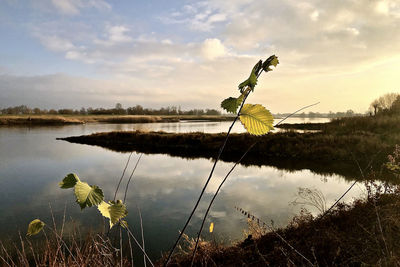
[107,25,133,43]
[50,0,111,15]
[159,2,227,31]
[36,35,76,52]
[201,38,228,60]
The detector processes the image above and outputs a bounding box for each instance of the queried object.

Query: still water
[0,118,364,261]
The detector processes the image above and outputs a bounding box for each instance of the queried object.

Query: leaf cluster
[59,173,127,228]
[26,173,129,236]
[221,55,279,136]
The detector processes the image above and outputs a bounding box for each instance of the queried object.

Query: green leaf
[221,94,244,113]
[27,219,45,236]
[239,104,274,136]
[74,181,104,210]
[238,60,262,93]
[59,173,80,189]
[98,200,128,228]
[262,55,279,72]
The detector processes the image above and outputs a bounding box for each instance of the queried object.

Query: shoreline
[58,130,394,180]
[0,114,235,126]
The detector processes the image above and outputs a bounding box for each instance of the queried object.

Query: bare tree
[370,92,399,115]
[370,99,380,116]
[377,93,399,110]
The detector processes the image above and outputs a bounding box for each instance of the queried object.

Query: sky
[0,0,399,113]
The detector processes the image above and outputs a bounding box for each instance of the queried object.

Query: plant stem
[124,226,155,267]
[163,91,250,266]
[113,152,133,201]
[190,102,320,265]
[123,154,143,203]
[190,142,257,266]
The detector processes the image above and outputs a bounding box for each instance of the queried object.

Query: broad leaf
[98,200,128,228]
[238,60,262,93]
[262,55,279,72]
[74,181,104,209]
[221,94,244,113]
[59,173,80,189]
[27,219,45,236]
[239,104,274,136]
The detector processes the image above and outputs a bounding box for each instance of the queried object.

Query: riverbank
[168,187,400,266]
[58,128,395,180]
[0,114,235,126]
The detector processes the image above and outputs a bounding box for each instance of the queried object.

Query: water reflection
[0,118,365,262]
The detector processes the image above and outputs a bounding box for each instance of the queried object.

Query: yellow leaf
[27,219,45,236]
[239,104,274,136]
[97,200,128,228]
[209,222,214,233]
[74,181,104,209]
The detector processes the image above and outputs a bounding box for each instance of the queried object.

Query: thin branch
[124,227,155,267]
[113,152,133,202]
[163,90,250,266]
[138,206,147,267]
[119,227,123,267]
[123,154,143,203]
[274,102,320,127]
[234,207,314,266]
[190,142,257,266]
[319,150,380,220]
[190,102,321,265]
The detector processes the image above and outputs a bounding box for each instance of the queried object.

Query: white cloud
[160,2,227,31]
[107,25,132,43]
[310,10,319,21]
[201,38,228,60]
[376,1,389,14]
[36,35,76,52]
[50,0,111,15]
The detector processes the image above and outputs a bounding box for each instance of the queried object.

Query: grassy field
[0,114,234,125]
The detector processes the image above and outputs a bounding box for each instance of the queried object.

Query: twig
[191,101,319,266]
[138,206,147,267]
[274,102,320,127]
[127,231,134,267]
[319,150,381,220]
[190,102,321,265]
[120,227,123,267]
[113,152,133,202]
[124,227,155,267]
[164,90,251,266]
[123,154,143,203]
[190,142,257,266]
[234,207,314,266]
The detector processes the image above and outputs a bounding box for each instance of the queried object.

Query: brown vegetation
[167,183,400,266]
[59,129,394,180]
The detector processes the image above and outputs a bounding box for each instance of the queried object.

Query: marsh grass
[167,183,400,266]
[59,129,396,180]
[0,227,132,267]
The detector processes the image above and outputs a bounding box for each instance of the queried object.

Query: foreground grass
[0,114,234,126]
[168,184,400,266]
[3,184,400,266]
[0,231,131,267]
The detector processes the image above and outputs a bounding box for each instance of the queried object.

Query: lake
[0,117,364,263]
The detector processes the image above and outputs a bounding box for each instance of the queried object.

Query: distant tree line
[369,92,400,116]
[274,110,362,119]
[0,103,221,116]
